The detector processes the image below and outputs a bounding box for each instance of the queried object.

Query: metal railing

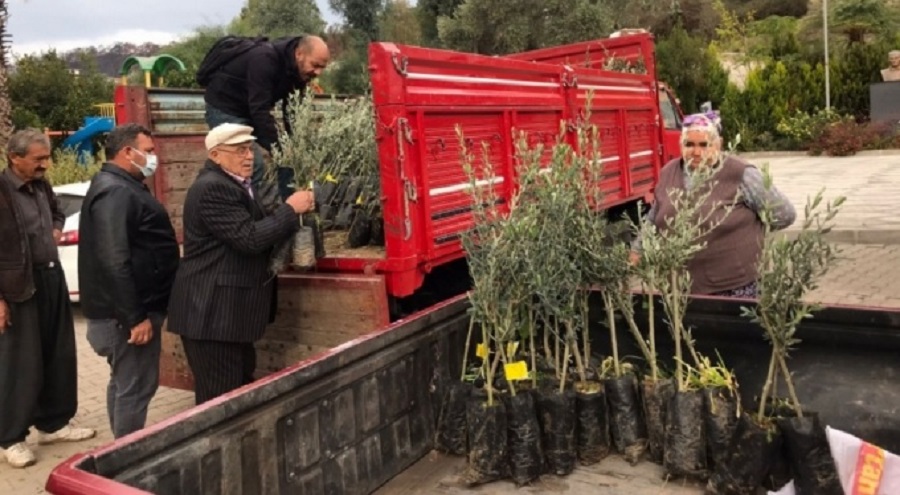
[94,103,115,120]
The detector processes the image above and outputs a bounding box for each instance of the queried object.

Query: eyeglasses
[219,145,254,155]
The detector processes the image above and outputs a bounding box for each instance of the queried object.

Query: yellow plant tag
[356,195,364,205]
[506,341,519,358]
[476,343,488,359]
[324,174,338,184]
[504,361,529,381]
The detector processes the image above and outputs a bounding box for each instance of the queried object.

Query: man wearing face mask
[201,34,330,199]
[78,123,180,438]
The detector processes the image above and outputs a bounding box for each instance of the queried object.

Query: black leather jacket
[203,36,306,151]
[78,164,179,328]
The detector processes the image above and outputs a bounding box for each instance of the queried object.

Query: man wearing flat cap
[166,123,315,405]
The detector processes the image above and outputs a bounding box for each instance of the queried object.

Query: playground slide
[61,116,114,160]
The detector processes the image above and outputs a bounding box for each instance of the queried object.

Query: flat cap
[205,123,256,150]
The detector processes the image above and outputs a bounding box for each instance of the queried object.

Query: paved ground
[4,152,900,493]
[0,312,195,494]
[747,151,900,244]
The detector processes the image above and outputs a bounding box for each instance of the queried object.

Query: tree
[832,0,898,43]
[543,0,614,47]
[656,25,729,114]
[329,0,384,41]
[379,0,422,46]
[318,38,371,94]
[0,0,11,148]
[241,0,327,38]
[9,51,113,132]
[724,0,808,18]
[437,0,614,56]
[417,0,464,47]
[799,0,900,45]
[160,26,230,88]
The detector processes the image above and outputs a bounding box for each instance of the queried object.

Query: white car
[53,181,90,303]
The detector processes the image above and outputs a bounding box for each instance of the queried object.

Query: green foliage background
[9,0,900,156]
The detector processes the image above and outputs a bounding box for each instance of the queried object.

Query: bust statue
[882,50,900,82]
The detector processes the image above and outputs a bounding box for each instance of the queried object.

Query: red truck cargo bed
[115,37,668,299]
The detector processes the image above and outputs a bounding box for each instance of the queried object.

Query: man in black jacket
[0,129,95,468]
[167,123,314,405]
[78,124,180,438]
[202,34,330,198]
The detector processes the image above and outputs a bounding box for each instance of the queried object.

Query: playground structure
[58,103,115,161]
[118,54,186,88]
[60,54,186,162]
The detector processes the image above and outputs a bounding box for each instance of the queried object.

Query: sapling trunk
[614,288,653,370]
[460,317,476,381]
[777,353,803,418]
[647,282,658,382]
[498,343,517,398]
[559,342,571,394]
[529,309,537,388]
[555,322,561,380]
[570,325,588,386]
[487,349,503,406]
[680,326,702,370]
[669,272,685,391]
[602,292,622,377]
[543,319,553,372]
[581,299,591,370]
[757,346,779,422]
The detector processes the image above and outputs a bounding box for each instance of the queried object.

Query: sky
[7,0,343,57]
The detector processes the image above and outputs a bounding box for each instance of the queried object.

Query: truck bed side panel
[369,43,664,295]
[46,297,470,495]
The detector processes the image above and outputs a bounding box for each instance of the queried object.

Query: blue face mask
[130,149,158,177]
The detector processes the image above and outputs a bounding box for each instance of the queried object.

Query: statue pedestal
[870,82,900,123]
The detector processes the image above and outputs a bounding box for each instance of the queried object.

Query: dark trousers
[0,265,77,448]
[180,337,256,405]
[204,105,296,201]
[86,312,164,439]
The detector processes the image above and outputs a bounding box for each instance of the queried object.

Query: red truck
[111,33,686,390]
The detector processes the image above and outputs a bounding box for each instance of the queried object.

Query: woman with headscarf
[637,112,796,297]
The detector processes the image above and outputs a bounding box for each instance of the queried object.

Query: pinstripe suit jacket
[167,161,299,342]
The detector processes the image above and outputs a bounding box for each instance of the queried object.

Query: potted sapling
[457,130,546,486]
[451,135,510,486]
[697,353,740,474]
[566,121,616,467]
[633,163,733,478]
[710,166,845,495]
[272,89,380,270]
[628,206,674,463]
[494,199,545,486]
[526,132,584,477]
[586,229,647,466]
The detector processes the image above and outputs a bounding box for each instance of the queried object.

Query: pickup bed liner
[376,452,705,494]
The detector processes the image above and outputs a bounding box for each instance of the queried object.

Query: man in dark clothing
[202,34,330,198]
[0,129,95,468]
[79,124,180,438]
[167,123,314,405]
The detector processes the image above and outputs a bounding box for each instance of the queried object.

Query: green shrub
[776,109,845,149]
[0,148,103,186]
[802,117,898,156]
[46,149,103,185]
